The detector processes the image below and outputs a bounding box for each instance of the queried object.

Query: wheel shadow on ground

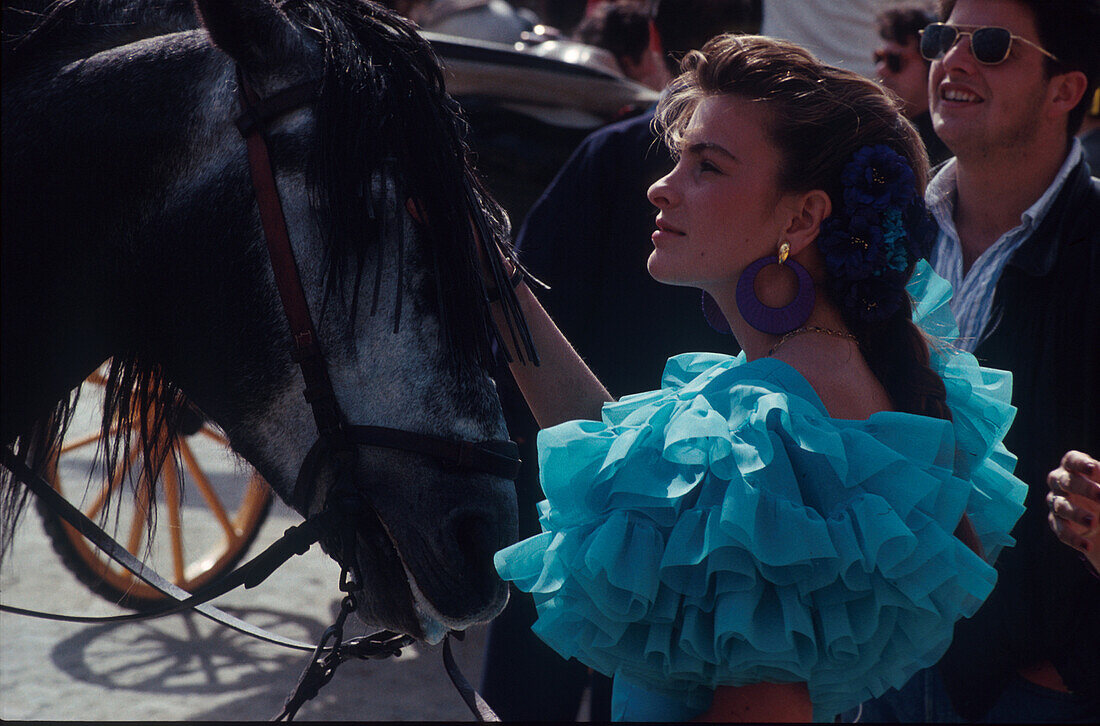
[44,601,489,720]
[48,606,327,697]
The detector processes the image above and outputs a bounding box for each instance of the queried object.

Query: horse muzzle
[308,441,517,642]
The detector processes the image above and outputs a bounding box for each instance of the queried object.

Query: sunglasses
[873,49,905,73]
[919,23,1060,65]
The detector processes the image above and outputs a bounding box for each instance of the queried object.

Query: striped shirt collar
[927,138,1084,351]
[927,138,1084,239]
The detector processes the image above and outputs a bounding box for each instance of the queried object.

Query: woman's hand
[1047,450,1100,574]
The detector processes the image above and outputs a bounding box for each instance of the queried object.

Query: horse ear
[192,0,301,73]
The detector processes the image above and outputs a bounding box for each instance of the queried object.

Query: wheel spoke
[59,427,119,455]
[179,438,237,540]
[162,456,187,583]
[87,366,110,386]
[125,473,152,557]
[82,478,117,522]
[47,362,274,609]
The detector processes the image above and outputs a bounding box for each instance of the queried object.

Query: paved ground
[0,498,495,721]
[0,491,507,722]
[0,390,501,722]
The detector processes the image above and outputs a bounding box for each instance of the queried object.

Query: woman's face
[647,94,790,290]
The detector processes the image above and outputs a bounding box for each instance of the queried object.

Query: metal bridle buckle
[339,566,360,594]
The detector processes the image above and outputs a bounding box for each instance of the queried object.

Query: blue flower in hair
[841,144,916,211]
[842,270,908,322]
[817,143,930,321]
[819,209,887,279]
[881,208,911,273]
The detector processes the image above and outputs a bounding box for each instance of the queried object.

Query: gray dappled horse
[1,0,532,643]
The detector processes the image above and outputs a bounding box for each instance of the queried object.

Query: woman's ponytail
[849,297,951,422]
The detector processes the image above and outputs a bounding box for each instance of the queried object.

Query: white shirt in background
[761,0,884,79]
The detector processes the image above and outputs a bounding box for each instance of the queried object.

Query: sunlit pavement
[0,490,490,721]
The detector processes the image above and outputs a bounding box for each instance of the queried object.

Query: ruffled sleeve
[494,261,1026,720]
[907,260,1025,563]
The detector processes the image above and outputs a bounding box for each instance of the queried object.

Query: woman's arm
[490,278,614,428]
[694,682,812,722]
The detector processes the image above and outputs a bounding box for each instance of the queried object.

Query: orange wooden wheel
[37,364,274,611]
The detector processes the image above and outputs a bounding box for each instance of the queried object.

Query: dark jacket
[938,157,1100,719]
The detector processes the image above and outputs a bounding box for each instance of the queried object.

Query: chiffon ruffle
[495,262,1027,719]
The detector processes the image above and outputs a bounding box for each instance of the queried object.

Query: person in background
[478,0,761,720]
[850,0,1100,721]
[1047,450,1100,577]
[572,0,671,91]
[874,3,952,166]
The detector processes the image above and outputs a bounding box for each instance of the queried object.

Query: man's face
[876,37,931,119]
[928,0,1054,158]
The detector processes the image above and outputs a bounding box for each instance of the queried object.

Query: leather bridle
[0,68,519,723]
[234,69,519,721]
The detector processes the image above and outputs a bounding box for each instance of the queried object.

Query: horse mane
[1,0,535,558]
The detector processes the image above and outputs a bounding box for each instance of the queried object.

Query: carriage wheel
[36,365,274,611]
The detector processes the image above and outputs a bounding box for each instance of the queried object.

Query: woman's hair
[655,34,951,421]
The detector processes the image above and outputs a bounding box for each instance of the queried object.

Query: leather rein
[0,68,514,722]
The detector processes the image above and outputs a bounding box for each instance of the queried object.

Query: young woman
[485,35,1026,722]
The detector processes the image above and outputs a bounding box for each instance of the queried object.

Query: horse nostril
[448,511,501,574]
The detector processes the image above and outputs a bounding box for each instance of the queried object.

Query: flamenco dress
[494,262,1027,721]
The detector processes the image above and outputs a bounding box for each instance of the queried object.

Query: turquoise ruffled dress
[494,262,1027,721]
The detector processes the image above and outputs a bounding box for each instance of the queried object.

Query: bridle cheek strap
[234,70,506,722]
[236,70,344,441]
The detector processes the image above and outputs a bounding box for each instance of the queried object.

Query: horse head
[1,0,532,642]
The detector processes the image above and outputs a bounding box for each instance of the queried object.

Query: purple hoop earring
[735,253,815,334]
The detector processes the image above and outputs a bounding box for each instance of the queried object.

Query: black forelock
[282,0,513,370]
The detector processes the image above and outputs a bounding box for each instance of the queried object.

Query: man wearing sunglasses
[873,4,952,166]
[847,0,1100,722]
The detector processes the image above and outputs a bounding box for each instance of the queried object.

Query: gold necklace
[767,326,859,357]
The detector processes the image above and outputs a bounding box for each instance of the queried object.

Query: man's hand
[1047,450,1100,574]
